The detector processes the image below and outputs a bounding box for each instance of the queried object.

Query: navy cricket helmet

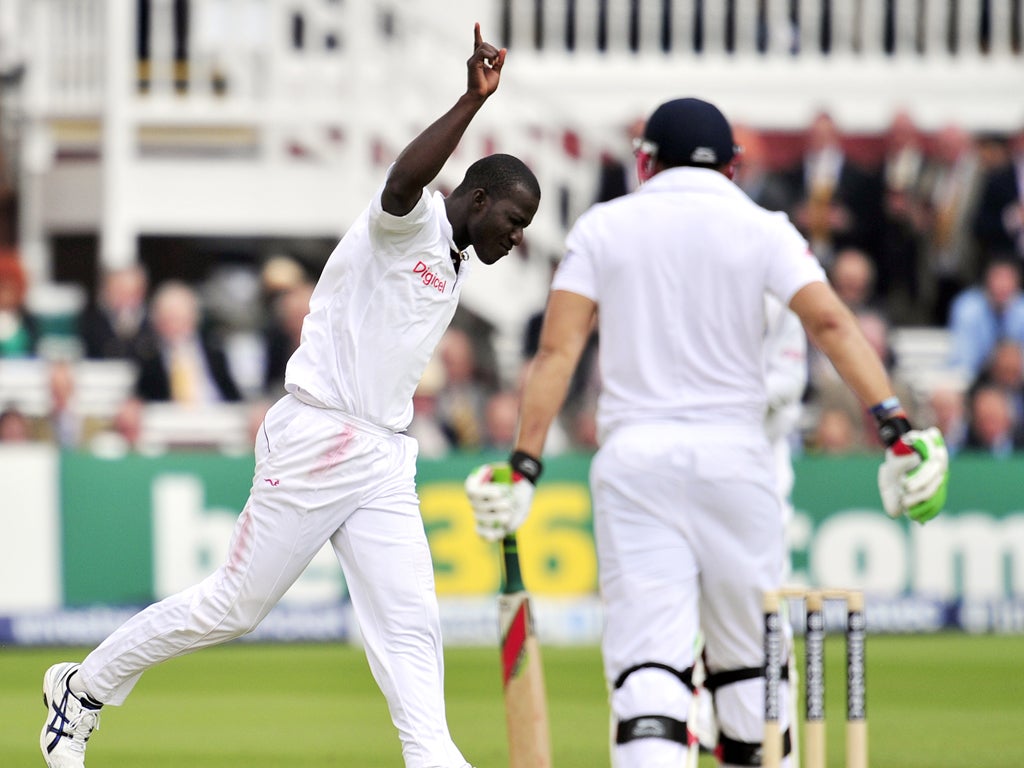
[640,97,737,168]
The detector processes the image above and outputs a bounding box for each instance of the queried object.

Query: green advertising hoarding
[61,452,258,605]
[790,454,1024,603]
[55,450,1024,615]
[58,451,598,606]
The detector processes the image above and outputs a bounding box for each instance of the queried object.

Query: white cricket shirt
[285,185,470,432]
[551,166,825,440]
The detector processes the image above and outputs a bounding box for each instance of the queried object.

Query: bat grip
[491,463,525,594]
[501,534,525,594]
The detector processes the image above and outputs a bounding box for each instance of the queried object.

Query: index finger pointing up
[474,22,483,49]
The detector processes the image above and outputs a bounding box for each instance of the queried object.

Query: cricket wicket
[763,588,867,768]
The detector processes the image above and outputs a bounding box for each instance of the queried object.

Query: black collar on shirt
[450,248,465,274]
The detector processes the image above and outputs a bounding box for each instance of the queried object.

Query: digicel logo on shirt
[413,261,447,293]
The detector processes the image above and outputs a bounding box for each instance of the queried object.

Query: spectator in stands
[406,357,450,460]
[87,396,146,457]
[964,384,1024,457]
[731,124,794,213]
[807,406,859,455]
[783,111,880,265]
[0,404,32,441]
[199,264,268,400]
[829,247,882,315]
[262,279,314,398]
[976,132,1011,175]
[134,280,242,405]
[259,256,309,385]
[880,111,927,197]
[482,388,521,450]
[434,326,492,450]
[487,378,594,456]
[947,257,1024,378]
[925,386,969,456]
[0,249,40,358]
[261,254,307,298]
[35,359,91,448]
[875,111,929,324]
[973,123,1024,265]
[921,123,985,324]
[594,116,646,203]
[78,264,155,360]
[968,339,1024,424]
[451,304,503,393]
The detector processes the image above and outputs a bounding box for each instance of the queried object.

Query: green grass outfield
[4,634,1023,767]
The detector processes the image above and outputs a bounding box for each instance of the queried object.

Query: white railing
[498,0,1023,59]
[15,1,1022,130]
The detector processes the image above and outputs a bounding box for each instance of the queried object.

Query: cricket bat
[493,464,552,768]
[498,533,552,768]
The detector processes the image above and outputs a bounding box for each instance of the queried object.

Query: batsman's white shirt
[554,166,823,442]
[552,167,825,765]
[78,183,473,768]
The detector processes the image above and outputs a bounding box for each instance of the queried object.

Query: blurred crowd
[2,110,1024,459]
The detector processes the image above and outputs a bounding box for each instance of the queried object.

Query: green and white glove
[877,427,949,523]
[465,452,542,542]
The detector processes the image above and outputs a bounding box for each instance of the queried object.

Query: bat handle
[501,534,525,594]
[490,463,525,594]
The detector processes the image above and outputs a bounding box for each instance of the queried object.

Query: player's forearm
[809,317,895,408]
[382,93,488,215]
[515,291,597,458]
[790,282,895,408]
[515,351,576,458]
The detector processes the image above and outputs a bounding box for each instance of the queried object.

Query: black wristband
[509,450,543,485]
[877,415,912,448]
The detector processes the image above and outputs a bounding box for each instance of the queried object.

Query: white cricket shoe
[40,662,101,767]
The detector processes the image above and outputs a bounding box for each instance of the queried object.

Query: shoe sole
[40,662,78,768]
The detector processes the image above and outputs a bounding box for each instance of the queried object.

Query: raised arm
[381,23,506,216]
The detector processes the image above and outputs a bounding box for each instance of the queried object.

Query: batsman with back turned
[466,97,949,767]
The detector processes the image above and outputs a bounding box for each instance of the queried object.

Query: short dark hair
[452,153,541,201]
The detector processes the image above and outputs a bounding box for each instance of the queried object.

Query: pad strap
[703,663,788,693]
[717,729,792,766]
[615,715,688,745]
[613,662,695,692]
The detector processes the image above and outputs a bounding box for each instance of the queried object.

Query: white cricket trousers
[591,422,790,768]
[78,394,469,768]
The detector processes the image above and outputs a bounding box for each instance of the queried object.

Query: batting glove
[465,451,542,542]
[877,427,949,524]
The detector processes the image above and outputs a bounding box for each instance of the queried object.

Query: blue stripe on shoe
[45,668,75,754]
